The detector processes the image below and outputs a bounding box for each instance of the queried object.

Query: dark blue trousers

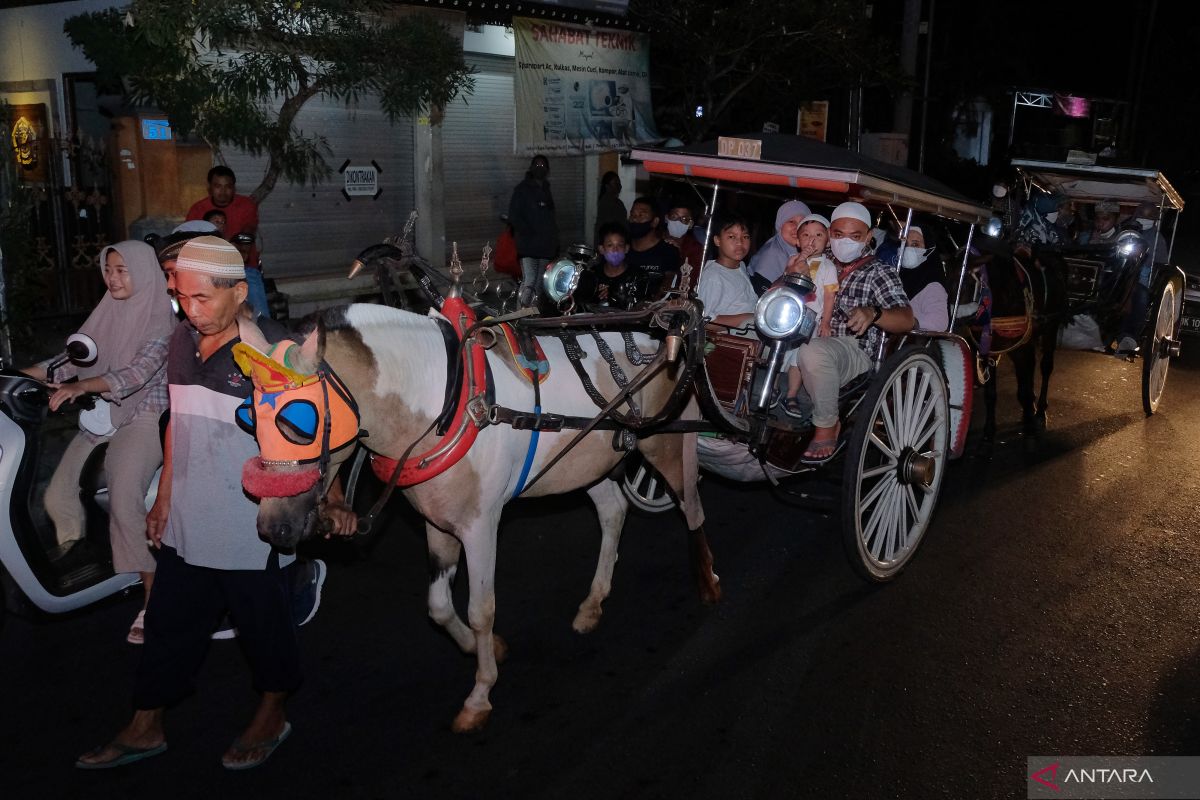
[132,545,302,710]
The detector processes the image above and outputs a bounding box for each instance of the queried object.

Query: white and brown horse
[248,303,719,732]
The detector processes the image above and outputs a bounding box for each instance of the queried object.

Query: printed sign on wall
[514,17,659,156]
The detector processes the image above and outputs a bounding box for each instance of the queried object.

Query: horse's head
[235,319,360,549]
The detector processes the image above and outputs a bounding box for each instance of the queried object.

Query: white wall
[1,0,118,148]
[0,1,115,81]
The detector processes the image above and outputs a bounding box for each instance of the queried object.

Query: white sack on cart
[1059,314,1106,351]
[697,436,789,482]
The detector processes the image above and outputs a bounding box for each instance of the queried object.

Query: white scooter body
[0,362,156,614]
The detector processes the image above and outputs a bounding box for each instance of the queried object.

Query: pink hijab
[76,240,176,427]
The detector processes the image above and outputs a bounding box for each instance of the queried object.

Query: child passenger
[782,214,838,417]
[696,215,757,330]
[202,208,228,237]
[590,222,646,308]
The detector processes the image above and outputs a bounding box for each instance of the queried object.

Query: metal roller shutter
[223,94,415,278]
[442,53,586,265]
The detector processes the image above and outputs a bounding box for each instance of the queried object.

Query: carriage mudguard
[937,336,973,460]
[921,333,973,460]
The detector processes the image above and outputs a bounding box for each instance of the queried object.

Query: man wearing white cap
[77,236,304,770]
[794,202,914,460]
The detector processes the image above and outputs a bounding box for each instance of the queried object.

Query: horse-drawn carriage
[604,134,991,581]
[237,134,996,730]
[1000,159,1186,415]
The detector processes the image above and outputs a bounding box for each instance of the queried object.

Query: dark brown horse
[959,239,1068,444]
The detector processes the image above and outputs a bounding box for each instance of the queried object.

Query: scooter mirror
[66,333,98,366]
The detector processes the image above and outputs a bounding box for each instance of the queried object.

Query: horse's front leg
[426,523,476,654]
[452,514,503,734]
[981,364,998,449]
[1035,325,1059,425]
[1011,345,1037,434]
[573,479,629,633]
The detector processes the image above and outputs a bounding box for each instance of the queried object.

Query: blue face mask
[603,250,625,266]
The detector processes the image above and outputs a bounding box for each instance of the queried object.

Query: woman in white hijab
[24,240,177,643]
[747,199,811,289]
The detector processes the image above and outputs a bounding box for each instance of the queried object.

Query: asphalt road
[4,343,1200,800]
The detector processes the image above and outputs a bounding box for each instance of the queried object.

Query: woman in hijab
[748,199,811,291]
[24,240,177,643]
[897,225,949,332]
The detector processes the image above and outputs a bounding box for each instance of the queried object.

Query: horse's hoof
[452,705,492,733]
[493,634,509,664]
[697,572,722,606]
[572,604,602,634]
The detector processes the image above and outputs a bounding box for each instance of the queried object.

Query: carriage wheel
[841,347,949,583]
[620,453,675,514]
[1142,278,1180,416]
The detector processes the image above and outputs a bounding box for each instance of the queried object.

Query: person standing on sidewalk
[507,154,559,307]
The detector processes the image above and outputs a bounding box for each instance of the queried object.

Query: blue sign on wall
[141,119,172,141]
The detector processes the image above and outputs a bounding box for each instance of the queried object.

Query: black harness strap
[590,331,641,419]
[434,317,461,435]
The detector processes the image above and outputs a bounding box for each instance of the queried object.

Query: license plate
[1182,315,1200,332]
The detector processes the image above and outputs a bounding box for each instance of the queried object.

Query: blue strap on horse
[512,330,547,498]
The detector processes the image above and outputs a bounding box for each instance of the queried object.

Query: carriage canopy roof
[1012,159,1184,212]
[630,134,993,225]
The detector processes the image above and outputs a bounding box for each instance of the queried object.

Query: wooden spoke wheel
[1142,277,1181,416]
[841,347,949,582]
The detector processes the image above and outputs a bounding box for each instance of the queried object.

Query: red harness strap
[368,295,488,486]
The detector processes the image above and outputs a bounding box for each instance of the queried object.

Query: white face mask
[900,248,931,269]
[1098,226,1116,240]
[1045,212,1059,224]
[830,238,866,263]
[1137,218,1155,231]
[665,219,691,238]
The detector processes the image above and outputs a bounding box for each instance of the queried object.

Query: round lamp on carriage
[544,257,583,306]
[983,216,1004,238]
[1116,230,1147,260]
[754,272,818,341]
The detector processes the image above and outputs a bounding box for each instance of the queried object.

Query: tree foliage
[629,0,903,143]
[64,0,474,202]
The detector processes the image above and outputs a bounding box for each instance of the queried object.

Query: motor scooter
[0,334,154,622]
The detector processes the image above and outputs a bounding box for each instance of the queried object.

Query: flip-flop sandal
[222,721,292,770]
[780,397,809,419]
[75,741,167,769]
[799,423,843,465]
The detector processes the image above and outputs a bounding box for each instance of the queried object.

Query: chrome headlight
[1116,230,1146,259]
[543,258,583,304]
[983,217,1003,238]
[755,274,815,340]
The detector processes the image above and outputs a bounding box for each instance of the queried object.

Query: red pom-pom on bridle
[242,457,322,499]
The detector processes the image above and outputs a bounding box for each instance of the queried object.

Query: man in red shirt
[186,166,269,317]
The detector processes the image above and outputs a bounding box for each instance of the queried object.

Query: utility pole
[917,0,935,172]
[893,0,922,149]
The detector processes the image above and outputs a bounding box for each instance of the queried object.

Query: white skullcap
[173,220,219,234]
[175,235,246,279]
[799,213,830,229]
[830,201,873,229]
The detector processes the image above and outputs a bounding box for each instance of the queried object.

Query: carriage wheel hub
[899,449,936,487]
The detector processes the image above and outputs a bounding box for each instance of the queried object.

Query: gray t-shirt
[162,320,295,570]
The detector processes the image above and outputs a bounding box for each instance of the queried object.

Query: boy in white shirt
[696,215,758,330]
